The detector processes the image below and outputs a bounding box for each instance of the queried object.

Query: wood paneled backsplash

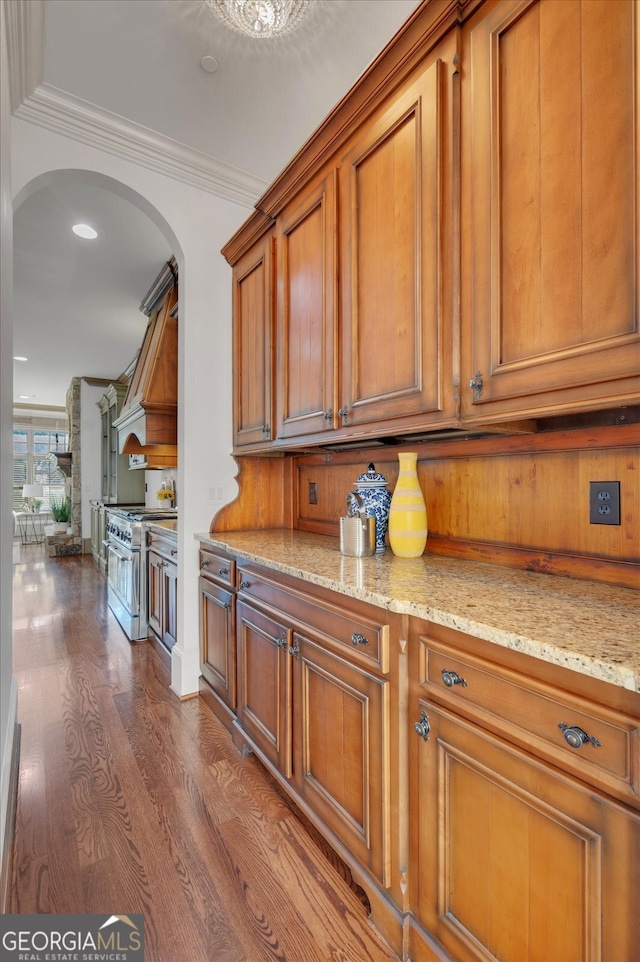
[212,423,638,588]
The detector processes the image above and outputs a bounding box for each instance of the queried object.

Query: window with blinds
[13,426,70,512]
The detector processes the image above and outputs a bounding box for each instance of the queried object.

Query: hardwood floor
[9,544,399,962]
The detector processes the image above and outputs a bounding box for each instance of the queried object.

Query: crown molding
[4,0,45,113]
[13,82,268,208]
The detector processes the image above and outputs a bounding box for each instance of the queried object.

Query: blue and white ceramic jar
[354,463,392,553]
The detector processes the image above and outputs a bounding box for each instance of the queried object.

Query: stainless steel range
[107,507,177,641]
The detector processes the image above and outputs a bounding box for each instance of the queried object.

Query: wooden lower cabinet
[199,545,238,726]
[200,548,640,961]
[408,620,640,962]
[148,547,177,651]
[410,698,640,962]
[236,597,391,887]
[200,579,236,712]
[292,631,390,885]
[236,599,291,773]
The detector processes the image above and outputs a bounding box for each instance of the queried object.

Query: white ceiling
[12,0,421,410]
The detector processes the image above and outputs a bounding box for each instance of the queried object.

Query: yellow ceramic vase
[388,452,427,558]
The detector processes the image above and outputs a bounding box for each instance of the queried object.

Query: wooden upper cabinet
[232,231,275,450]
[275,172,337,440]
[461,0,640,422]
[339,32,458,433]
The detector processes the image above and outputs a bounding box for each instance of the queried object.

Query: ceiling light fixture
[14,355,28,361]
[72,223,98,239]
[205,0,310,39]
[200,55,219,73]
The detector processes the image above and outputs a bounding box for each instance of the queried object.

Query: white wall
[0,0,17,889]
[146,468,177,509]
[11,118,252,697]
[79,378,105,532]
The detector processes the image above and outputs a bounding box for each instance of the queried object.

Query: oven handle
[108,543,134,562]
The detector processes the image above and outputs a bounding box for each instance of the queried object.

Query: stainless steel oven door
[107,541,145,640]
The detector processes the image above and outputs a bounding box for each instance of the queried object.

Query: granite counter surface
[196,529,640,693]
[146,519,178,535]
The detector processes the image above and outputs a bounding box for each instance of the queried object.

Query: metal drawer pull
[219,567,230,576]
[275,633,287,649]
[442,669,468,688]
[239,580,252,589]
[414,711,431,742]
[170,548,177,557]
[288,641,299,658]
[558,723,602,749]
[351,632,369,646]
[200,559,210,568]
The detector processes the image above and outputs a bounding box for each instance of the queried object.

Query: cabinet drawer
[417,634,640,808]
[237,563,389,673]
[200,545,236,589]
[147,531,178,562]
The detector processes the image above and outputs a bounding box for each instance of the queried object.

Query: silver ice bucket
[340,514,376,557]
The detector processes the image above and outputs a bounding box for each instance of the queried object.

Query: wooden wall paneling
[290,424,639,586]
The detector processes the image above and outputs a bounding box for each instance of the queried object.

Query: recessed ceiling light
[72,224,98,239]
[18,395,30,400]
[200,55,219,73]
[14,355,28,361]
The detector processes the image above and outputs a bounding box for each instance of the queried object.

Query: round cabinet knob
[558,722,602,749]
[414,711,431,742]
[441,669,468,688]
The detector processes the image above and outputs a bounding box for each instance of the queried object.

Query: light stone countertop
[145,519,178,535]
[195,529,640,693]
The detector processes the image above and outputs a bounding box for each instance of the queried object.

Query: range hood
[53,451,72,476]
[114,258,178,470]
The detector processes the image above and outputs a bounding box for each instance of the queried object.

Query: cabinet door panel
[200,579,236,709]
[233,235,273,448]
[276,173,336,439]
[462,0,639,419]
[340,42,457,429]
[413,699,640,962]
[293,634,390,886]
[237,601,292,775]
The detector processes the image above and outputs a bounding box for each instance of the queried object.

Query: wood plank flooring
[9,544,399,962]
